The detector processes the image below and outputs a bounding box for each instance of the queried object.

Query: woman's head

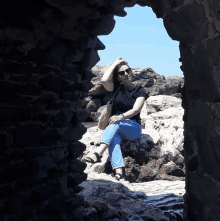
[113,63,134,83]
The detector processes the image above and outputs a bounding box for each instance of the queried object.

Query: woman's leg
[101,120,142,147]
[97,143,108,156]
[84,143,108,163]
[101,120,142,176]
[84,120,141,170]
[107,133,124,169]
[115,167,123,176]
[117,120,142,141]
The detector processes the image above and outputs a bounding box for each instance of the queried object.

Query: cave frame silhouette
[1,0,220,220]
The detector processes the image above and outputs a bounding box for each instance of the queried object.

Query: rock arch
[1,0,220,220]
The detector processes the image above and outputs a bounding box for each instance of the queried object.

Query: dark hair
[112,62,131,83]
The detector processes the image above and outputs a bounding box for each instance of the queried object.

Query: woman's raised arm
[101,58,127,91]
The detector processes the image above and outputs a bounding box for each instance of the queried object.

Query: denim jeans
[101,120,142,169]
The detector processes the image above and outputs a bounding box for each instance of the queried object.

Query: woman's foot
[81,143,108,164]
[82,152,101,164]
[115,173,123,181]
[115,167,124,181]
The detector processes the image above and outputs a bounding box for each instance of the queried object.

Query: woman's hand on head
[109,115,122,124]
[114,57,127,66]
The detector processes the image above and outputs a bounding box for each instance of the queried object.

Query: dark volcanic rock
[78,180,184,221]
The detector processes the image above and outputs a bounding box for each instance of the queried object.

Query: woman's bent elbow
[101,80,114,92]
[133,109,141,115]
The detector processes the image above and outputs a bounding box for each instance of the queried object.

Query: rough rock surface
[145,95,182,114]
[143,96,184,156]
[78,179,185,221]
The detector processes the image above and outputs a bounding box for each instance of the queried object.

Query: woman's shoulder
[134,84,148,98]
[134,84,144,91]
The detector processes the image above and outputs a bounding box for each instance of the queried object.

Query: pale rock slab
[145,95,182,114]
[144,107,184,156]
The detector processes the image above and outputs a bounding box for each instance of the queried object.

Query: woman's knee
[106,122,120,131]
[101,123,120,144]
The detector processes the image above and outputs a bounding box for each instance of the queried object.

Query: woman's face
[117,65,133,83]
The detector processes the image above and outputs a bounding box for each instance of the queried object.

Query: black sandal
[115,173,123,181]
[83,152,101,164]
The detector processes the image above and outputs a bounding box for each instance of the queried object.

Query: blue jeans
[101,120,142,169]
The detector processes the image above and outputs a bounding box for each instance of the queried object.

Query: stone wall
[1,1,104,220]
[1,0,220,220]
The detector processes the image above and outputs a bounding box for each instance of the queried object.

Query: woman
[83,57,148,181]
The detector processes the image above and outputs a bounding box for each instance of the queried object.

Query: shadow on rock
[77,179,184,221]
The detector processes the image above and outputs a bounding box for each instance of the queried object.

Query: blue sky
[96,5,183,78]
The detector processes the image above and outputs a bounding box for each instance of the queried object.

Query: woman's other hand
[109,115,122,124]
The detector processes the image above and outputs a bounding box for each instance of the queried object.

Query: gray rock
[145,95,182,115]
[78,180,184,221]
[90,105,106,122]
[88,83,108,96]
[85,98,102,115]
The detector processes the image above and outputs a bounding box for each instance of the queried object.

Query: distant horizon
[96,5,183,78]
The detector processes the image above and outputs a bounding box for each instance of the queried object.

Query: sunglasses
[118,67,132,76]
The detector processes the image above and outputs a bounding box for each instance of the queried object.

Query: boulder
[88,83,108,96]
[85,98,102,115]
[145,95,182,115]
[81,96,93,109]
[91,64,111,84]
[77,180,184,221]
[90,105,106,122]
[144,101,184,157]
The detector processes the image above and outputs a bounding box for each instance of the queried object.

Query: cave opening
[80,2,186,219]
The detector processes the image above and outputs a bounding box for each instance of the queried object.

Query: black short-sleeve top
[112,82,148,124]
